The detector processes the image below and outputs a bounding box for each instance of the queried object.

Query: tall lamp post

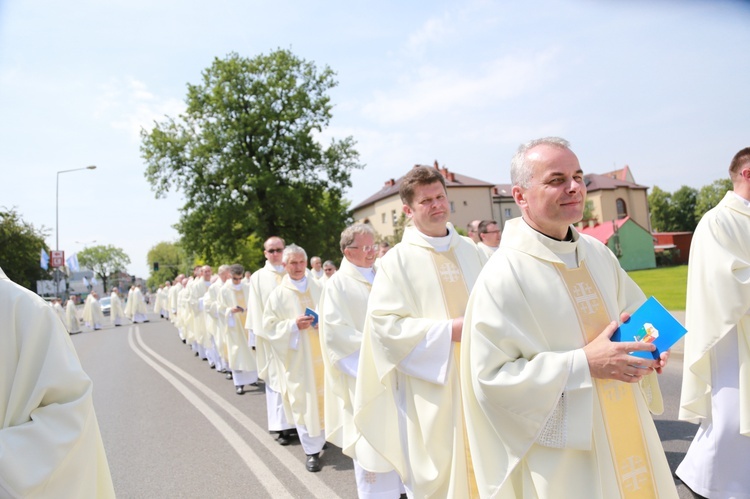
[55,165,97,298]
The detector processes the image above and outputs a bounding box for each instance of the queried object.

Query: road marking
[127,328,293,498]
[130,327,342,498]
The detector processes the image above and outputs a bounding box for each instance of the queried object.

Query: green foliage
[582,199,595,222]
[648,185,697,232]
[141,49,362,269]
[146,241,192,288]
[78,244,131,292]
[695,178,732,220]
[0,207,50,290]
[627,265,688,310]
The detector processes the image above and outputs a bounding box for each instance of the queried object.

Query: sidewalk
[669,310,685,359]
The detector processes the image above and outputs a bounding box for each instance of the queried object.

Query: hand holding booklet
[304,307,319,327]
[611,296,687,360]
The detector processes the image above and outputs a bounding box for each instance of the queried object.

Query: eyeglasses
[347,244,379,252]
[265,248,284,254]
[482,230,501,234]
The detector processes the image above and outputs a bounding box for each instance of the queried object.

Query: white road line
[131,327,342,499]
[127,328,293,499]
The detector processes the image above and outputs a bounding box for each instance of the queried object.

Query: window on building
[504,208,512,218]
[450,201,455,213]
[392,210,397,225]
[381,212,386,224]
[616,198,627,219]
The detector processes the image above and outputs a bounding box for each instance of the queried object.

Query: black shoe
[194,352,199,356]
[225,372,233,380]
[115,324,121,327]
[182,339,187,344]
[277,430,292,446]
[249,382,258,386]
[236,386,244,395]
[306,453,321,472]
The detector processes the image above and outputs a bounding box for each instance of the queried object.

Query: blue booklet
[611,296,687,360]
[304,307,319,328]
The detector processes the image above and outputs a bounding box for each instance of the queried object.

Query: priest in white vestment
[309,256,325,280]
[264,244,327,472]
[221,264,258,394]
[0,266,115,498]
[169,275,185,337]
[476,219,500,261]
[131,285,150,323]
[205,265,230,371]
[110,287,126,326]
[124,286,135,321]
[188,267,212,359]
[320,223,404,497]
[461,137,677,498]
[178,277,194,346]
[65,295,82,334]
[354,166,485,498]
[677,147,750,498]
[246,236,297,445]
[82,292,104,330]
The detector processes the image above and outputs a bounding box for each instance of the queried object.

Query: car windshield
[100,297,111,306]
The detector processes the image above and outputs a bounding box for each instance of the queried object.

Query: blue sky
[1,0,748,278]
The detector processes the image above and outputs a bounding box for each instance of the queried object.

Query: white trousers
[232,370,258,387]
[677,327,750,499]
[265,386,294,432]
[354,460,405,499]
[296,425,326,455]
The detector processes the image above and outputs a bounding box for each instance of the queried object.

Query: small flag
[66,253,80,273]
[40,248,49,270]
[83,276,89,287]
[91,276,98,285]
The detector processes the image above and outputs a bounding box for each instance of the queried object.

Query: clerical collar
[521,219,579,268]
[416,225,452,252]
[732,190,750,207]
[291,276,307,292]
[232,283,242,290]
[352,263,376,284]
[272,264,285,272]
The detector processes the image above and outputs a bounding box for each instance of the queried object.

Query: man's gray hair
[282,244,307,264]
[511,137,571,188]
[340,223,375,254]
[218,264,230,274]
[229,263,244,276]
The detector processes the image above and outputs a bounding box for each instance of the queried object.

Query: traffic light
[153,262,159,272]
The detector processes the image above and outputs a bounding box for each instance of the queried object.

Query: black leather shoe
[277,430,292,446]
[306,453,321,472]
[235,386,244,395]
[225,372,233,380]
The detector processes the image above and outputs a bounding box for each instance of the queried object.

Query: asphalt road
[71,312,701,498]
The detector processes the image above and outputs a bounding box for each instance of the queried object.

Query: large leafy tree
[671,185,698,232]
[78,244,130,292]
[146,241,192,288]
[648,186,675,232]
[695,178,732,221]
[141,49,362,269]
[0,207,50,290]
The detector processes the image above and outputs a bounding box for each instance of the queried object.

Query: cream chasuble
[65,299,82,333]
[0,267,115,498]
[220,280,257,372]
[461,218,676,498]
[354,223,484,498]
[246,261,286,391]
[679,191,750,434]
[110,292,125,322]
[263,276,324,436]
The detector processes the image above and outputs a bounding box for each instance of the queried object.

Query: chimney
[384,178,395,187]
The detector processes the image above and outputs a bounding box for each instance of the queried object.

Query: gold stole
[296,289,325,427]
[233,288,248,346]
[556,262,657,498]
[429,250,479,498]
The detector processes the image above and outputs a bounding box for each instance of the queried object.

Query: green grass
[627,265,688,310]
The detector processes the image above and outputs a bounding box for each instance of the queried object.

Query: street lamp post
[55,165,97,298]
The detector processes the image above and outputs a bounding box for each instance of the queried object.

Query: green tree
[78,244,131,292]
[146,241,192,288]
[0,207,50,290]
[648,186,674,232]
[141,49,362,270]
[671,185,698,232]
[695,178,732,221]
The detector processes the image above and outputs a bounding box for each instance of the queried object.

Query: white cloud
[95,77,185,141]
[405,14,455,55]
[361,48,560,124]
